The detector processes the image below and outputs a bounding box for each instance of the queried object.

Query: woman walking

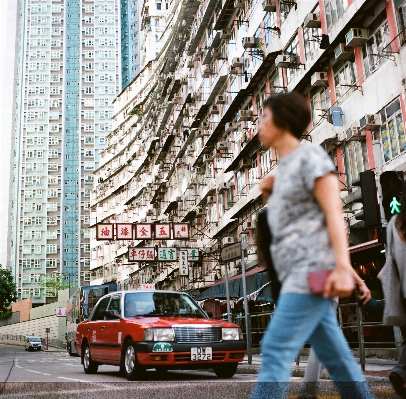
[381,182,406,398]
[250,92,374,399]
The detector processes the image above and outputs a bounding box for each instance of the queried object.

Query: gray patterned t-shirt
[267,142,336,295]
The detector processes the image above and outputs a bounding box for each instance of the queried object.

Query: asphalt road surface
[0,344,399,398]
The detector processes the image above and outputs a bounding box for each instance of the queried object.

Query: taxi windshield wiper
[170,312,204,318]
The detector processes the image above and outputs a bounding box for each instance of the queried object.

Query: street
[0,344,399,398]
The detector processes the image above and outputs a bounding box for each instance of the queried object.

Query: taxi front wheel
[122,341,145,381]
[83,344,98,374]
[213,363,238,378]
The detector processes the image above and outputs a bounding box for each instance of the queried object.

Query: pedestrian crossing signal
[379,171,403,221]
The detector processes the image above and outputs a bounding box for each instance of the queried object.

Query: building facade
[8,0,122,304]
[90,0,406,298]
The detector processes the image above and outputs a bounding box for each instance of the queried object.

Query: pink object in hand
[307,270,333,295]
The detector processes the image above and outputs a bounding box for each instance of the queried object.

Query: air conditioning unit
[346,125,364,141]
[275,54,294,68]
[217,141,227,151]
[222,237,235,246]
[216,95,226,104]
[334,44,353,61]
[262,0,276,12]
[304,13,321,29]
[239,158,251,169]
[217,181,231,191]
[232,57,244,67]
[243,221,255,231]
[220,29,231,40]
[345,28,368,46]
[226,122,239,131]
[242,37,259,49]
[210,105,220,114]
[311,72,328,86]
[229,66,238,75]
[239,109,252,121]
[359,114,381,130]
[207,195,215,203]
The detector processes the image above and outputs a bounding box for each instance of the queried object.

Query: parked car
[25,336,42,351]
[76,290,246,380]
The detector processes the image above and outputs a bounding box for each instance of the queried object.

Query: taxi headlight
[144,328,175,342]
[222,327,243,341]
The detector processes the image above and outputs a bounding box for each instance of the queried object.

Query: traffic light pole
[373,140,386,225]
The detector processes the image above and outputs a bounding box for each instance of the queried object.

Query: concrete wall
[12,298,32,322]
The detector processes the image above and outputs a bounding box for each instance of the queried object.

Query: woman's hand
[260,174,275,202]
[324,266,355,298]
[358,281,372,305]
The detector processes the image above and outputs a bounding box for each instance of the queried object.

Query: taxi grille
[174,326,222,344]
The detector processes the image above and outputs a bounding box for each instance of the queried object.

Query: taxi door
[98,294,122,364]
[86,296,111,362]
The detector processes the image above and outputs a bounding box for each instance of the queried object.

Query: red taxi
[76,290,246,380]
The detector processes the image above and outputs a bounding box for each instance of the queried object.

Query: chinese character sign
[135,223,153,239]
[155,224,171,239]
[179,250,189,276]
[116,223,133,240]
[128,247,155,262]
[55,308,67,317]
[173,223,189,239]
[96,223,114,240]
[158,248,177,261]
[187,248,199,261]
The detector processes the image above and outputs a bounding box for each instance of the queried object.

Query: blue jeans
[251,293,374,399]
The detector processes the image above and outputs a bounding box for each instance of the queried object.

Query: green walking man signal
[389,196,402,215]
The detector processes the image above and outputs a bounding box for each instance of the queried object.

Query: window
[47,230,57,239]
[46,244,57,253]
[22,289,31,299]
[362,14,390,78]
[46,259,58,268]
[34,245,42,255]
[85,63,94,70]
[333,60,356,100]
[285,35,300,83]
[156,3,162,10]
[91,296,111,320]
[377,98,406,163]
[47,216,57,225]
[310,87,330,127]
[324,0,349,30]
[47,203,58,211]
[342,141,368,186]
[23,245,32,254]
[22,274,31,283]
[84,162,94,170]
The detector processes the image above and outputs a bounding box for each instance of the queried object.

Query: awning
[193,267,274,302]
[349,239,383,254]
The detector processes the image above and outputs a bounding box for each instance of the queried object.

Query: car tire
[213,363,238,378]
[82,343,98,374]
[68,343,75,357]
[122,341,145,381]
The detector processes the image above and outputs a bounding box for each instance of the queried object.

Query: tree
[37,274,69,298]
[0,268,17,315]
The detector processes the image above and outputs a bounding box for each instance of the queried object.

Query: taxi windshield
[124,292,206,318]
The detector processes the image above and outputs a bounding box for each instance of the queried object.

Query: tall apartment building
[120,0,141,90]
[8,0,123,304]
[90,0,406,301]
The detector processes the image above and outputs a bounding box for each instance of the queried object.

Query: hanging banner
[157,247,177,261]
[154,223,171,239]
[173,223,190,239]
[96,223,114,240]
[116,223,133,240]
[128,247,155,262]
[179,250,189,276]
[135,223,153,239]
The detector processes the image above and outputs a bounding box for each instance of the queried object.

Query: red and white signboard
[139,284,155,290]
[96,223,114,240]
[173,223,190,239]
[55,308,67,317]
[128,247,155,262]
[135,223,153,239]
[116,223,133,240]
[154,223,171,239]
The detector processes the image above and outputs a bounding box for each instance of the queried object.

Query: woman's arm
[313,173,355,298]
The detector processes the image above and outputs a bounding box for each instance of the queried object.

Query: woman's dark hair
[397,179,406,238]
[263,91,311,139]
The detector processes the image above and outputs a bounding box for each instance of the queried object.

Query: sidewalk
[237,354,396,381]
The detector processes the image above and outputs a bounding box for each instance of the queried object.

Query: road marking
[14,365,22,369]
[57,376,90,382]
[25,369,51,376]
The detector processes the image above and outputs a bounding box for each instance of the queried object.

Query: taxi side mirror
[105,309,121,320]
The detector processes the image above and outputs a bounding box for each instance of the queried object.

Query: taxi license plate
[191,347,212,361]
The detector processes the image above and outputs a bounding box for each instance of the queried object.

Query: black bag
[257,208,281,303]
